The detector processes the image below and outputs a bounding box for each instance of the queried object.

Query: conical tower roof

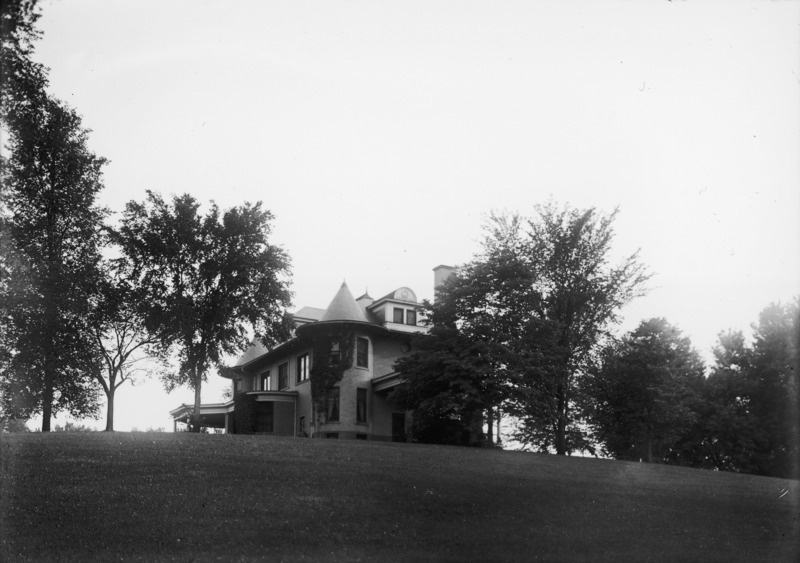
[320,281,369,323]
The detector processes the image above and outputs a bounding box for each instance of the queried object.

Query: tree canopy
[1,1,108,429]
[393,204,649,452]
[115,191,293,430]
[698,300,799,478]
[586,318,706,463]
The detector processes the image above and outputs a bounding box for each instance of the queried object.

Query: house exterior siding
[172,280,428,440]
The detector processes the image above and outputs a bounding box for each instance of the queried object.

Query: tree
[393,205,648,453]
[747,300,799,478]
[0,94,107,431]
[1,0,48,125]
[115,191,292,430]
[507,204,650,454]
[392,323,497,446]
[699,300,799,478]
[1,1,108,429]
[586,318,705,464]
[689,330,767,473]
[87,261,169,431]
[392,215,542,446]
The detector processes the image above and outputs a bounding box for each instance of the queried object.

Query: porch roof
[170,391,298,428]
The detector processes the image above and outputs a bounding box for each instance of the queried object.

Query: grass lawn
[1,432,798,562]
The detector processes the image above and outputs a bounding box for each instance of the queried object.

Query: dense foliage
[115,191,292,430]
[586,318,706,463]
[304,326,355,428]
[697,300,799,478]
[1,0,106,430]
[393,204,650,452]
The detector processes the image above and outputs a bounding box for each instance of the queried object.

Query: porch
[170,391,298,434]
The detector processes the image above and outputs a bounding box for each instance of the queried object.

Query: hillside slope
[1,432,798,561]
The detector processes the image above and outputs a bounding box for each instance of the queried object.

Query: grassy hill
[1,432,798,562]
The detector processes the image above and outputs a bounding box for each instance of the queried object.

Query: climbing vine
[303,327,356,426]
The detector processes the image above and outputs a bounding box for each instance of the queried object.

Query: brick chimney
[432,264,455,301]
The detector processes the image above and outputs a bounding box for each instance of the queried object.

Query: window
[356,388,367,423]
[330,341,340,365]
[278,362,288,389]
[393,307,405,324]
[234,379,242,393]
[296,354,309,383]
[356,434,368,440]
[326,387,340,422]
[356,337,369,368]
[298,416,306,436]
[260,371,271,391]
[255,403,274,433]
[406,309,417,325]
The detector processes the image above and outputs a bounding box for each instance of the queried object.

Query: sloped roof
[234,340,270,367]
[372,286,418,304]
[294,306,326,322]
[320,281,369,323]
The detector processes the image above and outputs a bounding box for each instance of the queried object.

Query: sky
[13,0,800,431]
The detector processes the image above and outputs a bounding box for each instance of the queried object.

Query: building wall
[273,401,295,435]
[234,328,413,440]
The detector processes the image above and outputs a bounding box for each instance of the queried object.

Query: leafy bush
[53,421,95,432]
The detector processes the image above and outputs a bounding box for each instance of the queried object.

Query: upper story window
[357,337,369,368]
[330,341,340,365]
[260,371,271,391]
[234,378,242,393]
[278,362,288,389]
[392,307,417,325]
[296,353,309,383]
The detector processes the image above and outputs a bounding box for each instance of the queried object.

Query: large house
[170,266,455,440]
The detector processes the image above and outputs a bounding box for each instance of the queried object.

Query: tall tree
[1,1,107,429]
[115,191,292,430]
[393,205,648,453]
[393,215,542,446]
[746,300,799,478]
[510,204,650,454]
[586,318,705,464]
[699,301,799,478]
[0,96,107,430]
[688,330,767,473]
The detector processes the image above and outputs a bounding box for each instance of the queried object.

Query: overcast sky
[19,0,800,431]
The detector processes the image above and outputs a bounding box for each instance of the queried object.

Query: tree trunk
[41,367,54,432]
[555,380,567,455]
[192,372,202,433]
[105,388,115,431]
[486,406,494,446]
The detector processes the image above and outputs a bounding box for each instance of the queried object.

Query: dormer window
[392,307,417,325]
